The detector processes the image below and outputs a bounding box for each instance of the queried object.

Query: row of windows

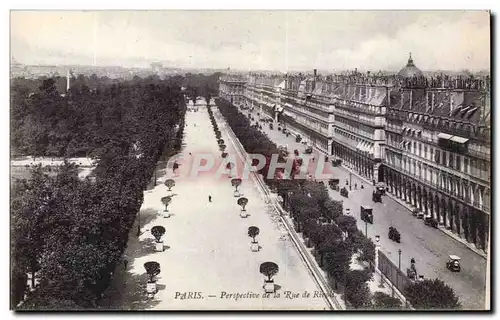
[386,133,490,181]
[385,150,489,210]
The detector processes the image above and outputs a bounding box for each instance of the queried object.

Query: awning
[450,136,469,144]
[437,132,453,140]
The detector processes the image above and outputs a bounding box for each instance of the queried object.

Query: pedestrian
[361,184,364,189]
[312,157,315,162]
[123,258,128,270]
[209,195,212,202]
[355,183,358,189]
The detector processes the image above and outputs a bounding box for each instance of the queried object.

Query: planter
[263,280,275,293]
[240,211,249,218]
[146,281,157,294]
[155,241,164,252]
[163,211,171,218]
[233,190,241,197]
[251,242,260,252]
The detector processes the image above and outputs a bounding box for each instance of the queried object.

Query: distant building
[151,62,163,73]
[219,54,491,252]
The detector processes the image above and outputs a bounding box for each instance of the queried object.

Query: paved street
[246,108,487,310]
[103,102,329,310]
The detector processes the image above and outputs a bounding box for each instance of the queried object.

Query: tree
[151,226,166,243]
[345,269,372,309]
[323,199,343,222]
[336,215,358,237]
[218,139,225,145]
[405,278,460,310]
[164,179,175,191]
[231,178,242,192]
[144,261,161,283]
[372,292,403,310]
[219,144,226,152]
[323,240,352,284]
[237,197,248,211]
[161,196,172,212]
[248,226,260,243]
[259,262,279,282]
[358,235,376,267]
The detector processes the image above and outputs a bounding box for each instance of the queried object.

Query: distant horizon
[11,58,490,76]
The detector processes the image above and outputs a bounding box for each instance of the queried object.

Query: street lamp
[365,219,368,237]
[349,172,352,190]
[398,249,402,270]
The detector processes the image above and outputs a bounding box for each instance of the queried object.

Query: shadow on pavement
[98,270,162,310]
[137,208,161,230]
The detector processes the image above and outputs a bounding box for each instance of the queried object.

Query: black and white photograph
[8,9,491,311]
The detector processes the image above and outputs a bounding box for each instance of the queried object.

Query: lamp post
[365,219,368,237]
[349,172,352,190]
[398,249,402,270]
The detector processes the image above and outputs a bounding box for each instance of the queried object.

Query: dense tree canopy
[11,74,186,309]
[405,278,460,310]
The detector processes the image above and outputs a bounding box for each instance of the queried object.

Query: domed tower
[397,53,423,78]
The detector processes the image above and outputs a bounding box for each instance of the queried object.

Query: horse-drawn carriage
[331,159,342,167]
[372,190,383,203]
[424,215,438,228]
[406,258,423,281]
[340,187,349,198]
[328,178,340,191]
[388,226,401,243]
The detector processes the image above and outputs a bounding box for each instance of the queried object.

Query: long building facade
[218,56,491,252]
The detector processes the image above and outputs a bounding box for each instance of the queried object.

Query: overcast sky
[10,10,490,72]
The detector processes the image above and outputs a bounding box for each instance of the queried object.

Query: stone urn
[155,241,164,252]
[250,242,260,252]
[240,211,249,218]
[147,281,157,295]
[263,280,275,293]
[163,210,171,218]
[233,190,241,197]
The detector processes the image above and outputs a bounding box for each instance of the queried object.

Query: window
[418,143,422,157]
[442,151,447,166]
[424,146,428,158]
[463,157,469,174]
[413,141,416,153]
[456,155,461,171]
